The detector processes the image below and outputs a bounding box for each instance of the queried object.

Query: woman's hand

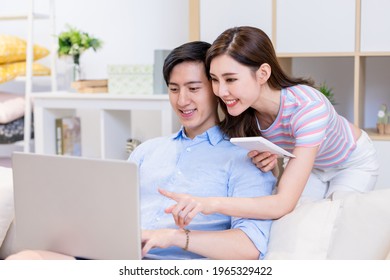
[248,150,278,172]
[159,188,211,228]
[141,229,176,257]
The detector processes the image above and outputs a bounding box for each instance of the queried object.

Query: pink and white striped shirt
[259,85,356,168]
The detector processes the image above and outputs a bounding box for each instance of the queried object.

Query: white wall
[0,0,188,142]
[0,0,189,89]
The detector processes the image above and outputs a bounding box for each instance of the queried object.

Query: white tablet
[230,136,295,158]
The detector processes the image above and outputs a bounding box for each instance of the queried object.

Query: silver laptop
[11,152,141,260]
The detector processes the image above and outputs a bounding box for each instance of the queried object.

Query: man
[133,41,276,260]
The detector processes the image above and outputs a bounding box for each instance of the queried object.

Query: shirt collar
[171,125,225,146]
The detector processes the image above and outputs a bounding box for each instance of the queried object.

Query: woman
[160,26,379,227]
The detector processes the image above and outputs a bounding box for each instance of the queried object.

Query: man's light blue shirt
[128,125,276,259]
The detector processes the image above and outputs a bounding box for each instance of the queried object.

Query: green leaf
[57,25,103,58]
[318,82,336,105]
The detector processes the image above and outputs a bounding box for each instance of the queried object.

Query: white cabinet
[361,0,390,52]
[276,0,356,53]
[33,92,180,160]
[199,0,273,44]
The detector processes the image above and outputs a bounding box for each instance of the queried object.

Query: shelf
[277,52,356,58]
[0,0,57,155]
[32,91,170,101]
[32,92,179,160]
[14,76,51,82]
[365,128,390,141]
[277,52,390,58]
[359,52,390,57]
[0,13,50,20]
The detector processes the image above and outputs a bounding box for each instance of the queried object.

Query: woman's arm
[142,228,260,260]
[162,146,318,226]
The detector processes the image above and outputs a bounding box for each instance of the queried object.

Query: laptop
[11,152,141,260]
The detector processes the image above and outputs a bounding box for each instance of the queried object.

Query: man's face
[168,61,219,139]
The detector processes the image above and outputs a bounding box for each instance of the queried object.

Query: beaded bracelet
[183,228,190,251]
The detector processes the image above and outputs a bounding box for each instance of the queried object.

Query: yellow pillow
[0,62,51,84]
[11,61,51,76]
[0,34,50,64]
[0,64,17,83]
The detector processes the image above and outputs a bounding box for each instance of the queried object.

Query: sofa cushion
[327,188,390,259]
[265,189,390,260]
[265,198,341,259]
[0,167,14,248]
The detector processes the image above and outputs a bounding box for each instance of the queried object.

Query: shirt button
[186,147,191,152]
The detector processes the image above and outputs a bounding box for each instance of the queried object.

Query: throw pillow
[0,92,25,124]
[265,199,341,260]
[327,189,390,259]
[0,62,51,84]
[0,63,17,83]
[0,34,50,64]
[9,61,51,76]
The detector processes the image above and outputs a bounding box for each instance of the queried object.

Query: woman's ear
[256,63,271,84]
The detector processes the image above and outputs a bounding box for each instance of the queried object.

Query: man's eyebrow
[184,81,202,86]
[168,81,202,86]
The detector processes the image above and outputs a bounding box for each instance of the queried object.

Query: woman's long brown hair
[206,26,314,138]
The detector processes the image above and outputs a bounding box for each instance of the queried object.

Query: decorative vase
[72,63,82,82]
[385,124,390,135]
[377,123,385,134]
[72,54,83,81]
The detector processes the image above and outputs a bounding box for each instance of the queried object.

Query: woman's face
[209,54,261,116]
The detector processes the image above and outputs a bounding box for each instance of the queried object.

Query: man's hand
[141,229,178,257]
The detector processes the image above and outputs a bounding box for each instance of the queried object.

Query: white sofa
[1,166,390,260]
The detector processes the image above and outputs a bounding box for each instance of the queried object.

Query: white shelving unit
[193,0,390,140]
[32,92,180,160]
[0,0,57,156]
[191,0,390,187]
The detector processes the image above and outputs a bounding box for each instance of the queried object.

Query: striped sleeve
[290,100,329,147]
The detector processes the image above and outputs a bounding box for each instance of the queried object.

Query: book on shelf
[55,117,82,156]
[71,79,108,93]
[76,86,108,93]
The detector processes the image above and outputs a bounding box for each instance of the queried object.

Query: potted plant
[376,104,388,134]
[377,104,390,135]
[318,82,336,105]
[57,25,102,81]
